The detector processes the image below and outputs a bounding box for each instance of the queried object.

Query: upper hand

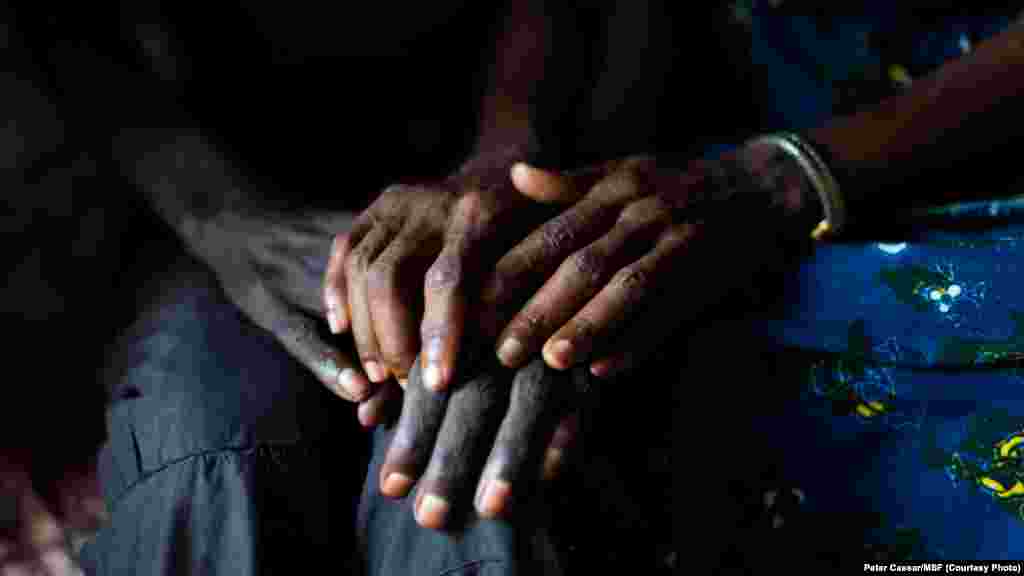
[485,148,816,376]
[322,149,555,391]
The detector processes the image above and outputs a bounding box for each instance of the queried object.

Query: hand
[0,449,106,576]
[374,356,585,530]
[484,147,819,376]
[181,210,372,402]
[321,148,557,391]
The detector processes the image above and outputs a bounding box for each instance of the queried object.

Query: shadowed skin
[380,355,581,530]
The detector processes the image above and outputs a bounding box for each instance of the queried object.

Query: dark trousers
[76,251,565,576]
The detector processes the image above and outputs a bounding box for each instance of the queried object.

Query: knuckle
[614,266,649,299]
[541,212,581,252]
[346,246,374,276]
[591,176,627,202]
[456,190,485,214]
[420,321,448,344]
[380,347,415,373]
[453,192,495,237]
[662,224,694,246]
[616,201,648,226]
[512,310,546,335]
[571,315,598,342]
[331,233,348,254]
[367,260,398,294]
[425,257,461,292]
[568,248,606,285]
[617,197,670,228]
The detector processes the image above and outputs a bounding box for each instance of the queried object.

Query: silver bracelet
[745,132,846,240]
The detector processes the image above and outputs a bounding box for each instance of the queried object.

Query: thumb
[510,163,585,204]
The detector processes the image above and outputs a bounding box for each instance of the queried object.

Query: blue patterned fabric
[727,3,1024,560]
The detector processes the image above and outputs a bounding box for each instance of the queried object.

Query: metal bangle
[745,133,846,240]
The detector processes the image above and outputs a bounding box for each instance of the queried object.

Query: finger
[586,292,692,379]
[324,213,372,334]
[541,412,579,482]
[368,226,439,381]
[419,194,494,393]
[495,197,669,369]
[15,476,63,562]
[509,162,605,204]
[346,224,396,383]
[589,353,633,379]
[542,223,695,370]
[268,304,371,402]
[483,168,643,342]
[414,364,510,529]
[1,562,34,576]
[357,380,401,428]
[38,548,80,576]
[52,458,107,538]
[379,357,449,499]
[323,234,353,334]
[474,359,567,519]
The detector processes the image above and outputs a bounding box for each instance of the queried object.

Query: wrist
[736,136,831,236]
[686,140,827,243]
[448,144,536,192]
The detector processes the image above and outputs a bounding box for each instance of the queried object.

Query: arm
[806,18,1024,235]
[471,0,550,157]
[322,1,599,389]
[483,16,1024,374]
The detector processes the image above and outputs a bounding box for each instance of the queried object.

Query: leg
[357,426,563,576]
[79,246,367,575]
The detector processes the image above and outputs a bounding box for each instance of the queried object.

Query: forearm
[116,129,247,231]
[471,0,552,159]
[805,19,1024,231]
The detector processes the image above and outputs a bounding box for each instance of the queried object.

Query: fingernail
[542,448,564,481]
[546,340,574,369]
[324,291,342,334]
[510,163,531,187]
[590,361,610,378]
[364,361,386,383]
[339,368,370,399]
[40,548,76,576]
[416,493,450,528]
[357,402,377,428]
[422,363,443,392]
[496,338,524,366]
[382,473,414,497]
[477,479,512,518]
[423,338,445,391]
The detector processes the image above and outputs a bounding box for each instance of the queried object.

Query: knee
[101,256,339,486]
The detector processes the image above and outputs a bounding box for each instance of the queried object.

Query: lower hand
[484,147,818,376]
[373,356,585,530]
